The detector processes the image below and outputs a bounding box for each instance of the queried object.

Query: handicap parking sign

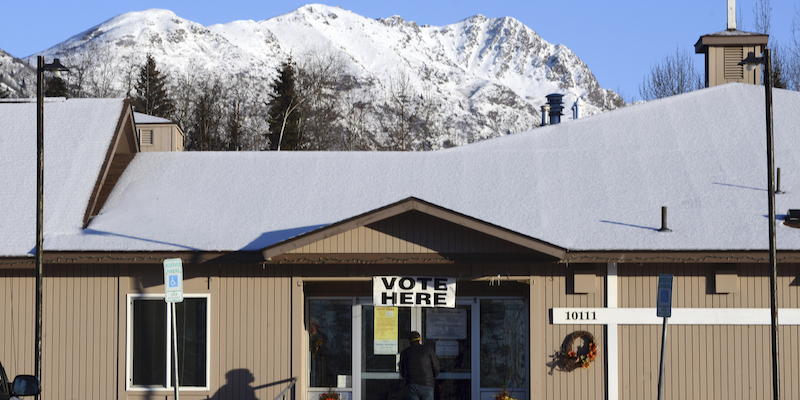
[163,258,184,303]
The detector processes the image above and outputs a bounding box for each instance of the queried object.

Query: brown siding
[288,211,534,255]
[215,264,294,400]
[615,262,800,400]
[138,125,184,152]
[0,266,120,399]
[47,265,119,399]
[5,259,800,400]
[618,262,798,309]
[619,325,773,400]
[540,263,605,400]
[706,45,763,87]
[116,263,295,400]
[85,153,136,225]
[0,270,35,377]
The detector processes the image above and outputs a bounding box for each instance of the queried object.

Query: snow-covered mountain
[4,5,624,145]
[0,49,35,97]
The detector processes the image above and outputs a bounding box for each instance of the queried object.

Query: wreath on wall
[561,331,599,371]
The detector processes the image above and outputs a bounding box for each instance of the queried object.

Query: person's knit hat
[409,331,421,341]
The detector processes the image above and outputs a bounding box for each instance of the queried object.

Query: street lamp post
[35,56,68,400]
[742,48,780,400]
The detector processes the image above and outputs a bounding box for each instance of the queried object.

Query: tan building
[134,111,185,152]
[2,83,800,400]
[695,0,769,87]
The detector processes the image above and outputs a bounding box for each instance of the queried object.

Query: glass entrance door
[419,306,472,400]
[308,298,527,400]
[359,302,473,400]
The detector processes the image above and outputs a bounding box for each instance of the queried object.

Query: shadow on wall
[209,369,295,400]
[209,369,257,400]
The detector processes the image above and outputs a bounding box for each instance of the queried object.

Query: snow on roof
[134,112,173,124]
[0,98,126,257]
[701,29,768,37]
[7,84,800,256]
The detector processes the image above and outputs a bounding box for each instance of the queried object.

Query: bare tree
[753,0,772,36]
[787,7,800,91]
[737,6,746,31]
[379,70,440,151]
[170,65,200,135]
[121,54,145,99]
[639,47,703,101]
[225,73,269,150]
[295,49,352,150]
[186,73,225,151]
[770,43,790,89]
[55,42,95,98]
[89,46,122,97]
[340,88,376,151]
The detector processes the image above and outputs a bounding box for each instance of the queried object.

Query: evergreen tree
[131,54,174,118]
[44,76,69,98]
[267,58,302,150]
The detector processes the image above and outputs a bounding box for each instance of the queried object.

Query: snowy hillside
[8,4,624,146]
[0,49,35,97]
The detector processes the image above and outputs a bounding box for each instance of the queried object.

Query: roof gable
[262,197,566,262]
[0,98,131,257]
[83,99,139,227]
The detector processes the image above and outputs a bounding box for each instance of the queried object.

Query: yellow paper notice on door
[374,306,398,354]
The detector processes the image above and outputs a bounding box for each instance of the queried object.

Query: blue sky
[3,0,797,101]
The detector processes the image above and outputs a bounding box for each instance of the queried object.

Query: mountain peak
[5,4,623,147]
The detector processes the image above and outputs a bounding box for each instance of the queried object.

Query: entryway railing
[273,377,297,400]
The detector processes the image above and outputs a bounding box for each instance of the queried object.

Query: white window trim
[125,293,211,392]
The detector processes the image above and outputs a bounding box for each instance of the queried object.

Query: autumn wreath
[493,389,518,400]
[561,330,599,371]
[319,387,340,400]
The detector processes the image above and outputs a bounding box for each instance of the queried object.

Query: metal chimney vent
[659,206,672,232]
[545,94,564,124]
[572,98,583,119]
[785,210,800,229]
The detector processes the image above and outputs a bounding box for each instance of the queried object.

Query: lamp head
[739,51,764,71]
[43,58,69,72]
[40,58,69,78]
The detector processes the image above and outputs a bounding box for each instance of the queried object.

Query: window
[308,299,352,388]
[127,295,210,390]
[480,299,527,389]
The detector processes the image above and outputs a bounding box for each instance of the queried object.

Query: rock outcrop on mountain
[2,5,624,147]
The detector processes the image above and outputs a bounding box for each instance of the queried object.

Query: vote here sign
[373,276,456,308]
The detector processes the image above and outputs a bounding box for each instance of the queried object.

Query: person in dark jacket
[399,331,440,400]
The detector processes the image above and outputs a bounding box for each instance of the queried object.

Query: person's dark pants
[405,383,434,400]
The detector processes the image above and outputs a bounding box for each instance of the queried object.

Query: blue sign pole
[656,274,673,400]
